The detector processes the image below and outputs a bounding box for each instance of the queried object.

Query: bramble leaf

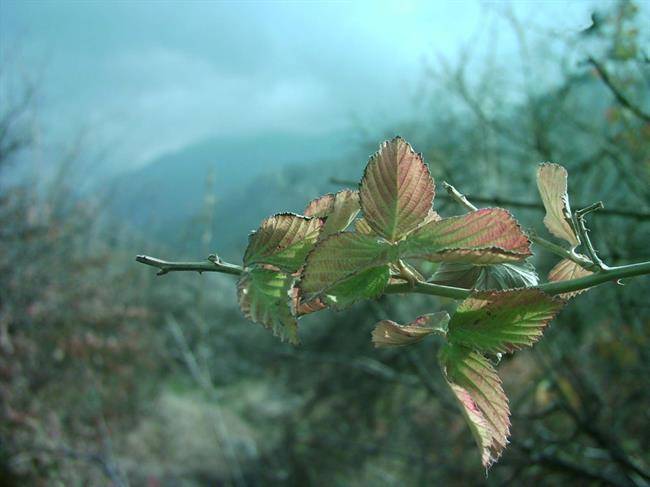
[359,137,435,242]
[355,217,375,236]
[237,267,298,344]
[431,261,539,290]
[548,258,594,299]
[448,289,564,354]
[440,344,510,469]
[402,208,532,264]
[304,190,360,238]
[291,286,327,316]
[244,213,323,272]
[299,232,398,301]
[537,163,580,247]
[324,265,390,309]
[372,312,449,348]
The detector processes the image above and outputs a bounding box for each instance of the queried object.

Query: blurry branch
[0,79,35,167]
[535,346,650,485]
[587,56,650,122]
[135,254,243,276]
[330,177,650,220]
[167,315,246,487]
[517,443,628,487]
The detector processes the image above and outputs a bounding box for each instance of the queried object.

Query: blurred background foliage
[1,1,649,485]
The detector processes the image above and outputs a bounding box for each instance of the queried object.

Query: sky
[0,0,605,174]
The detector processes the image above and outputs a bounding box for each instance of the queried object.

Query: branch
[384,261,650,299]
[135,253,650,300]
[587,56,650,123]
[329,178,650,220]
[135,254,243,276]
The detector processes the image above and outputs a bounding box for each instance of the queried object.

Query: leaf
[402,208,532,264]
[324,265,390,309]
[548,258,594,299]
[359,137,435,242]
[300,232,397,299]
[290,287,328,316]
[447,289,564,354]
[431,261,539,290]
[372,312,450,348]
[237,267,298,344]
[536,163,580,247]
[355,217,375,236]
[243,213,323,272]
[304,190,360,237]
[439,344,510,468]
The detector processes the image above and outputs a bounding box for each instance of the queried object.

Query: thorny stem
[136,254,650,300]
[573,202,608,270]
[442,181,599,271]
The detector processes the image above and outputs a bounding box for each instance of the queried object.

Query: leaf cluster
[235,136,610,467]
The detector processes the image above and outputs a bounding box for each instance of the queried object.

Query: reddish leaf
[440,344,510,468]
[305,190,360,237]
[372,312,449,348]
[359,137,435,242]
[402,208,532,264]
[536,163,579,246]
[244,213,323,272]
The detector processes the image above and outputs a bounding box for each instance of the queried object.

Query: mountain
[110,130,367,259]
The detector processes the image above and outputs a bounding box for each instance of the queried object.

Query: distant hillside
[110,130,367,259]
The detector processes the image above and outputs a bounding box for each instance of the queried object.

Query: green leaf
[431,261,539,290]
[548,258,594,299]
[402,208,532,264]
[304,190,360,238]
[300,232,398,300]
[536,163,579,247]
[439,344,510,468]
[359,137,435,242]
[237,267,298,344]
[448,289,564,354]
[243,213,323,272]
[372,312,449,348]
[324,265,390,309]
[354,217,375,236]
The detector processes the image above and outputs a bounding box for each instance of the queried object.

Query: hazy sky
[1,0,603,172]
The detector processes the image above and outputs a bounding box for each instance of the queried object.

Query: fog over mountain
[1,0,601,178]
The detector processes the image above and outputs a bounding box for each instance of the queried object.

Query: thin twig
[167,316,247,487]
[573,202,607,271]
[135,255,243,276]
[441,181,477,211]
[385,261,650,299]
